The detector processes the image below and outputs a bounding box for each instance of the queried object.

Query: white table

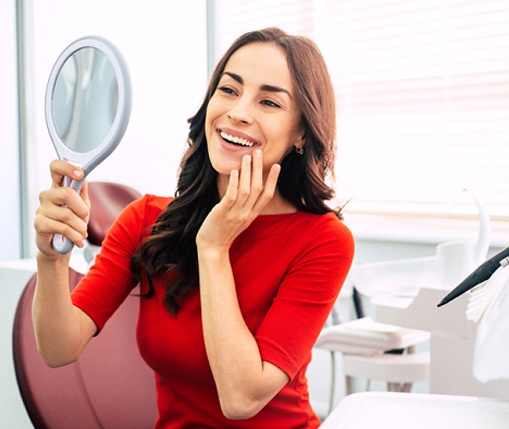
[321,391,509,428]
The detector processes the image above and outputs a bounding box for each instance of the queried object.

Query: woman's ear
[294,133,306,154]
[296,131,306,150]
[292,123,306,154]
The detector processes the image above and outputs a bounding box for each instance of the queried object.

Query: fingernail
[255,149,262,158]
[73,169,83,178]
[244,155,251,164]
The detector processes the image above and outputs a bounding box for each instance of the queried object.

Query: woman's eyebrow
[222,71,292,99]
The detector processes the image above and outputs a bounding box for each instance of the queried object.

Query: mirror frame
[45,35,132,175]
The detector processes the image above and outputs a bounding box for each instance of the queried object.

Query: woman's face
[205,42,303,180]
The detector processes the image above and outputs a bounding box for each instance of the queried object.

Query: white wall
[0,0,21,259]
[21,0,208,257]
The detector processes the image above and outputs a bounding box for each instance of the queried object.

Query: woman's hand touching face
[196,149,280,252]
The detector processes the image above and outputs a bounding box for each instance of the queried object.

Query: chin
[208,147,243,176]
[209,157,241,177]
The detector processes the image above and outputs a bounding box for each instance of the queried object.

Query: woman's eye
[261,99,281,108]
[218,86,236,96]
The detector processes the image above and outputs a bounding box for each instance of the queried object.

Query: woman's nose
[227,98,254,124]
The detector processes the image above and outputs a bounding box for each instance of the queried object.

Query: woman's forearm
[32,252,96,367]
[198,246,288,420]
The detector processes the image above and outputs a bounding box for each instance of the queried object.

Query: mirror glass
[52,47,119,153]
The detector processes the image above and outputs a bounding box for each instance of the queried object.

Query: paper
[472,265,509,382]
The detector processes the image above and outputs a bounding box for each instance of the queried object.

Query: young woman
[33,27,354,428]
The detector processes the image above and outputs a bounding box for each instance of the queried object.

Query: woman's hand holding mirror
[35,161,90,258]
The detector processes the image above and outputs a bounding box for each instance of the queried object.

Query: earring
[295,146,304,155]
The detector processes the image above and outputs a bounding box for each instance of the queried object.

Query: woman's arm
[32,160,97,367]
[196,151,288,419]
[198,246,289,420]
[33,254,97,367]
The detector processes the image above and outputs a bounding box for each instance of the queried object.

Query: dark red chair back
[87,181,143,246]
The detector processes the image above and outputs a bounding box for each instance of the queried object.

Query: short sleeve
[256,216,354,379]
[71,194,164,331]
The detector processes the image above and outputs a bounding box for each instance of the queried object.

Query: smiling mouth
[219,131,257,148]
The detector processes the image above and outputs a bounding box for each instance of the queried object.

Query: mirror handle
[51,177,85,254]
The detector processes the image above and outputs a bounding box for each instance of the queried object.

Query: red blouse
[71,194,354,428]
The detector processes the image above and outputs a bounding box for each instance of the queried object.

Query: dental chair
[12,182,158,429]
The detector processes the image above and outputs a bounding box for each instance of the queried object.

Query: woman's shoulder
[139,193,174,211]
[118,194,174,228]
[292,210,352,235]
[289,212,355,267]
[251,210,353,249]
[300,211,354,246]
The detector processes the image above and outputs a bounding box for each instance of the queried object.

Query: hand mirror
[45,35,132,254]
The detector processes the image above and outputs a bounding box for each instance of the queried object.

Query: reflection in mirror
[52,47,119,153]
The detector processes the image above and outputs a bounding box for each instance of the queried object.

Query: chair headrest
[87,182,142,246]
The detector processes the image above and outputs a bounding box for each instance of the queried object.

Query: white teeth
[220,131,255,147]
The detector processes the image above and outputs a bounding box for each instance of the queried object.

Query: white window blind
[211,0,509,221]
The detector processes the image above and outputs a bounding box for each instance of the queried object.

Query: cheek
[265,130,298,161]
[260,146,292,172]
[205,94,222,129]
[204,107,214,140]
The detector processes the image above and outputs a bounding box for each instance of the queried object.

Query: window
[211,0,509,224]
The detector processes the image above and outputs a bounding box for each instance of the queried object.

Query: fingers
[197,151,282,250]
[35,161,90,254]
[39,185,89,219]
[223,150,280,214]
[34,207,88,249]
[246,150,280,209]
[36,187,89,243]
[49,159,84,188]
[237,154,253,205]
[253,163,281,211]
[222,169,239,209]
[250,149,264,196]
[47,159,89,218]
[80,181,91,224]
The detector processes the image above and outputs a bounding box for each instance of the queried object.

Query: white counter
[321,391,509,428]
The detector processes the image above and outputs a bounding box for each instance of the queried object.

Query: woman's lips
[217,128,261,149]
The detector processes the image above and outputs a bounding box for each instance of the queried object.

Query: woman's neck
[260,191,297,215]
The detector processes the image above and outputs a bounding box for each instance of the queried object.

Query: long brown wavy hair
[131,27,340,315]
